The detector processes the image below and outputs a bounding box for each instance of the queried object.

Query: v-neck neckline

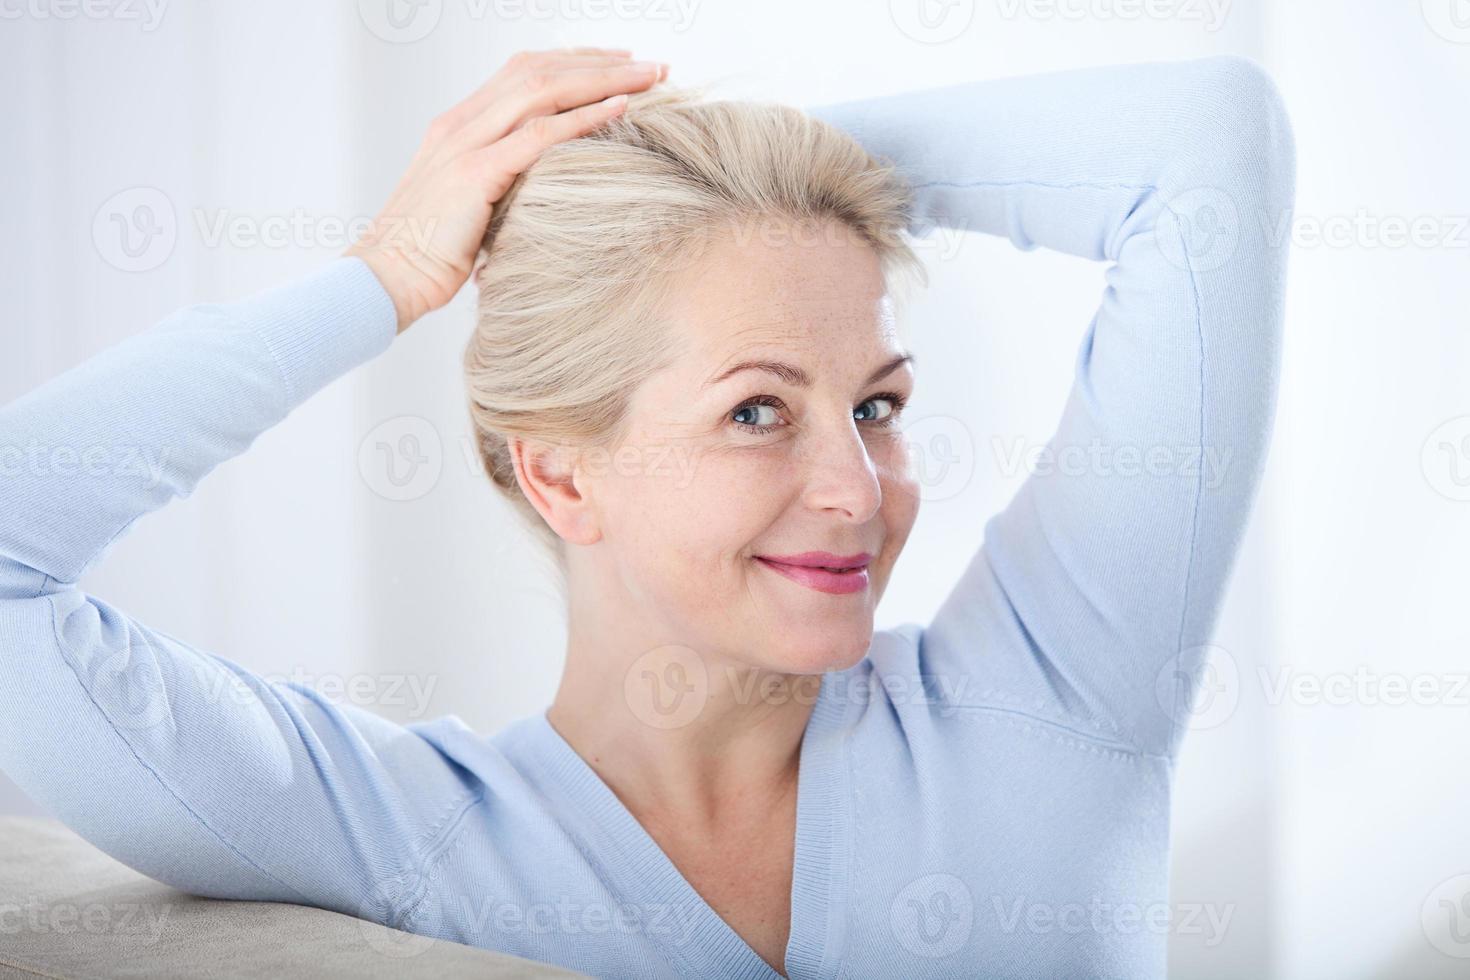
[520,670,851,980]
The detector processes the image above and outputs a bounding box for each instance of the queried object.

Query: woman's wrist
[343,245,422,336]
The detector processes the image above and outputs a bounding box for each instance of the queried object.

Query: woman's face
[574,217,921,677]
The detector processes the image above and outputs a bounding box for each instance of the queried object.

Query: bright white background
[3,1,1468,977]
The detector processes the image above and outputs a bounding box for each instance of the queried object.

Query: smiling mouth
[753,556,871,595]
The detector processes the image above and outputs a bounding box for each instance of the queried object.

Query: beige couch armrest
[0,817,589,979]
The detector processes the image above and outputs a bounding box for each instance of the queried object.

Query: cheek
[875,435,921,546]
[599,441,793,569]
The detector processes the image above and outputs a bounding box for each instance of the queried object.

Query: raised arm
[0,48,663,920]
[0,258,476,918]
[810,55,1295,759]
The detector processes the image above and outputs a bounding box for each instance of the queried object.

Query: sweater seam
[1169,209,1209,750]
[400,789,486,930]
[946,702,1170,763]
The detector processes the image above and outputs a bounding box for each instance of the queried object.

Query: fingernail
[628,60,659,72]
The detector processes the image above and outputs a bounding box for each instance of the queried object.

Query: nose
[798,418,883,523]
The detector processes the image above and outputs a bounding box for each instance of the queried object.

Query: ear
[507,436,602,547]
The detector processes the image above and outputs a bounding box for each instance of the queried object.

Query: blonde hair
[463,83,923,591]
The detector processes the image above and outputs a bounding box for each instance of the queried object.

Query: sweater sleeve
[0,258,476,927]
[809,55,1295,759]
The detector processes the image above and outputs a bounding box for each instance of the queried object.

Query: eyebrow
[702,352,916,391]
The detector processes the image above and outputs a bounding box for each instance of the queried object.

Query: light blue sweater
[0,56,1293,979]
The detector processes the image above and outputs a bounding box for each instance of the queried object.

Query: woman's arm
[0,260,473,918]
[0,47,661,920]
[810,55,1295,759]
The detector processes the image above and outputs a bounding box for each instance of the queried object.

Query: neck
[545,564,817,828]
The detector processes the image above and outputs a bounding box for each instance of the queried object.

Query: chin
[767,627,874,676]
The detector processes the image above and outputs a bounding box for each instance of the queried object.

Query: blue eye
[732,401,782,431]
[856,396,896,424]
[731,392,909,434]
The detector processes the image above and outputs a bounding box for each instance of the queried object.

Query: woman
[0,46,1294,978]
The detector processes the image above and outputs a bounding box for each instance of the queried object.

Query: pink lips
[754,551,873,596]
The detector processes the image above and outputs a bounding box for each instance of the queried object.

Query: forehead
[659,219,902,369]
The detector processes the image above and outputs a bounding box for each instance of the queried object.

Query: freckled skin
[532,216,922,976]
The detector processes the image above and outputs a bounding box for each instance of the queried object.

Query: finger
[431,52,636,140]
[471,94,629,203]
[503,48,634,73]
[449,62,661,157]
[563,45,634,56]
